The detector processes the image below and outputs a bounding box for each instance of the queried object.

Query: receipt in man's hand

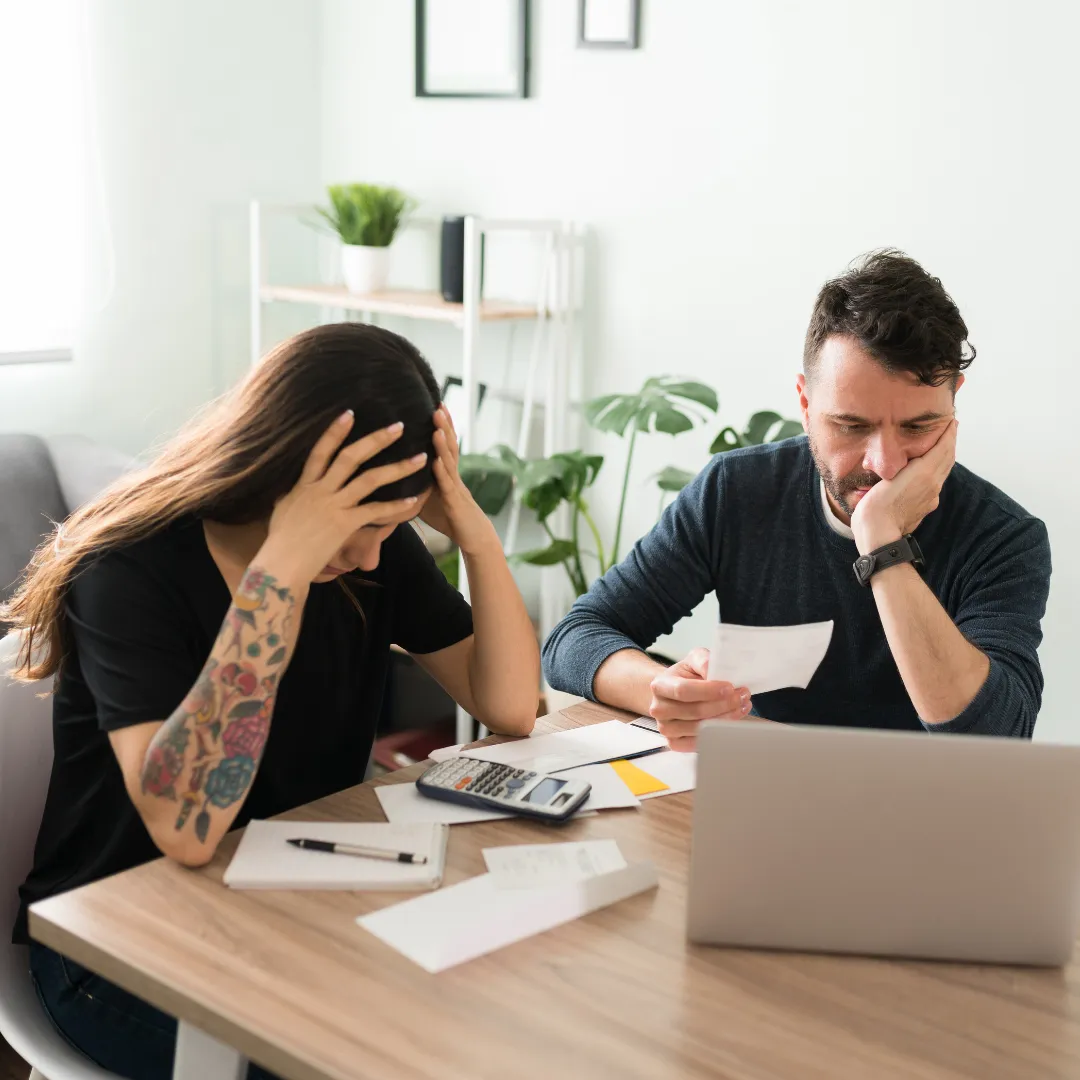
[708,621,834,696]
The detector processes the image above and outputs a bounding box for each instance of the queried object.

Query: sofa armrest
[45,435,135,514]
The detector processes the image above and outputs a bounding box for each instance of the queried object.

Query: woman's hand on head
[419,406,500,557]
[260,412,427,586]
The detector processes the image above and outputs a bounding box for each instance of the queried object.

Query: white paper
[376,781,512,825]
[377,764,634,826]
[224,820,445,890]
[551,762,641,810]
[631,751,698,800]
[708,621,834,696]
[483,840,628,888]
[465,720,667,774]
[428,743,464,763]
[357,861,659,973]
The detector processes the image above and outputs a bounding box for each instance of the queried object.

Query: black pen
[286,837,428,864]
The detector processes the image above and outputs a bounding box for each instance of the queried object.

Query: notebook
[223,820,449,890]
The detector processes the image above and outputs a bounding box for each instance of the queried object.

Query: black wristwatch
[853,534,925,586]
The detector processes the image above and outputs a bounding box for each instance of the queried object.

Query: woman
[2,322,539,1080]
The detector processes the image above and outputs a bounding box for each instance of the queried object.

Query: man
[542,251,1051,748]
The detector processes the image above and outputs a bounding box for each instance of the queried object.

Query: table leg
[173,1020,248,1080]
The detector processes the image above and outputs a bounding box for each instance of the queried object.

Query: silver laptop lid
[688,721,1080,966]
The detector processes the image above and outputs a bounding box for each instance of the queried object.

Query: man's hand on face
[648,648,752,753]
[851,419,957,555]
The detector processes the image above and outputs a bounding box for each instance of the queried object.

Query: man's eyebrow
[901,411,950,424]
[824,411,950,425]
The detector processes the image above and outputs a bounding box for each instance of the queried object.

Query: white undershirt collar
[820,479,855,539]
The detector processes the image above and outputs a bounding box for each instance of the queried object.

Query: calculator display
[522,778,567,804]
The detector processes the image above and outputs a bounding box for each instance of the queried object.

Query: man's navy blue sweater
[542,437,1051,737]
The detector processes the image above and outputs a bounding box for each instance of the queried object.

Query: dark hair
[2,321,440,680]
[804,249,975,386]
[199,321,441,522]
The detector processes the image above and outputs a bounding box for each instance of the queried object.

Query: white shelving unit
[250,202,585,742]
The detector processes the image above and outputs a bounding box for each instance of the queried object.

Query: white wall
[321,0,1080,740]
[0,0,323,456]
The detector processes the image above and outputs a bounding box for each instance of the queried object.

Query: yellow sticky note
[610,758,669,797]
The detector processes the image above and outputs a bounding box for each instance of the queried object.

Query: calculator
[416,757,593,822]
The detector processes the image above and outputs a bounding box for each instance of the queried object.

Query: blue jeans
[30,943,279,1080]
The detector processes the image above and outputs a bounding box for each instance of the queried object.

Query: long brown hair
[1,322,441,681]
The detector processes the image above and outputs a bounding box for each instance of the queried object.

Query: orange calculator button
[455,777,472,790]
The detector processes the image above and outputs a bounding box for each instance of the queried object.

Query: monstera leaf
[709,411,802,455]
[585,377,718,437]
[458,445,524,516]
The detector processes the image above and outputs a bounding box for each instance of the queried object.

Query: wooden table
[30,702,1080,1080]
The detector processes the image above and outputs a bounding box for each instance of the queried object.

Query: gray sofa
[0,434,133,612]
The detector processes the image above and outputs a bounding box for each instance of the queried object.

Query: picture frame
[415,0,530,99]
[578,0,641,50]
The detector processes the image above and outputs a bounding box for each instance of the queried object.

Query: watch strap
[853,534,924,586]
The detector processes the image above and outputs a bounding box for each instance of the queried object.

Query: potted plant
[458,377,718,597]
[313,183,414,294]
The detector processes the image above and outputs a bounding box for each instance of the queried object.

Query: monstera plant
[457,376,718,596]
[654,410,804,511]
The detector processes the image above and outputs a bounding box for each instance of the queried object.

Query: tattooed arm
[108,563,304,866]
[107,411,427,866]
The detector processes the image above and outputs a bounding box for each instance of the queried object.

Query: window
[0,1,84,363]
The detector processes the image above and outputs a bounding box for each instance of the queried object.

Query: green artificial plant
[313,183,414,248]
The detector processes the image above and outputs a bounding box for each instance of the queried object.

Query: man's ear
[796,373,811,433]
[954,373,965,396]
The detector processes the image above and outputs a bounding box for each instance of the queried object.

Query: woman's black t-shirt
[14,516,472,941]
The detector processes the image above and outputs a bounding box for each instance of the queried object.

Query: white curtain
[0,0,112,362]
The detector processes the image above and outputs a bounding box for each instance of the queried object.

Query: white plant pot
[341,244,390,294]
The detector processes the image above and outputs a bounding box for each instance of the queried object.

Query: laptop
[687,720,1080,966]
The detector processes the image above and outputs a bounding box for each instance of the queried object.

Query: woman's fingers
[322,421,404,490]
[432,428,461,484]
[434,407,460,465]
[340,452,427,505]
[301,411,355,483]
[431,454,460,502]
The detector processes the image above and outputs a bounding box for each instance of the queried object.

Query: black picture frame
[415,0,530,99]
[578,0,640,50]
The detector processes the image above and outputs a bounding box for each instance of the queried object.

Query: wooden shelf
[259,284,538,324]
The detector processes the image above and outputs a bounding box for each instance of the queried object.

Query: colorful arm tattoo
[141,565,296,843]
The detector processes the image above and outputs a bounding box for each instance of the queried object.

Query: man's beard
[808,431,880,518]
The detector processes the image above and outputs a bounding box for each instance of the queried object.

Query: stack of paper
[358,841,658,972]
[376,758,642,826]
[625,750,697,799]
[462,719,667,774]
[380,720,668,827]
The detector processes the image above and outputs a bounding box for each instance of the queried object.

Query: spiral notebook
[223,820,449,890]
